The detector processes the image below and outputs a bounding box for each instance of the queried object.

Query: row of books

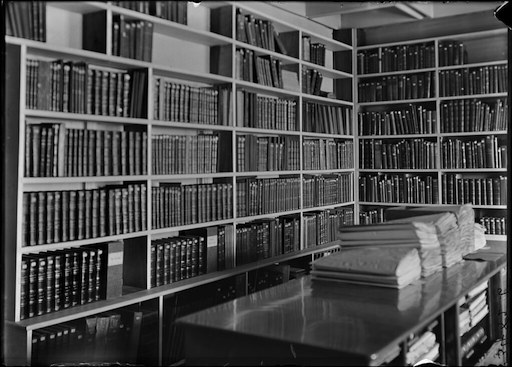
[303,173,354,208]
[25,123,147,178]
[461,326,487,361]
[440,99,508,133]
[303,102,352,135]
[459,281,489,336]
[303,207,355,248]
[236,90,298,131]
[22,184,147,246]
[302,36,326,66]
[5,1,46,42]
[359,174,439,204]
[360,138,438,170]
[358,72,435,102]
[152,133,221,175]
[236,135,300,172]
[236,177,301,217]
[359,208,385,224]
[439,40,469,67]
[357,42,436,74]
[302,68,324,96]
[112,15,153,62]
[113,1,188,25]
[442,174,507,206]
[150,235,206,287]
[151,183,234,229]
[236,49,284,89]
[26,58,147,117]
[439,65,508,97]
[441,136,507,169]
[21,245,105,319]
[358,105,436,136]
[235,10,281,53]
[478,216,506,235]
[236,216,300,266]
[302,139,354,170]
[153,77,232,126]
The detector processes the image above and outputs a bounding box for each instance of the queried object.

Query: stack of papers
[386,212,463,268]
[474,223,487,251]
[337,221,442,278]
[406,330,440,365]
[311,246,421,289]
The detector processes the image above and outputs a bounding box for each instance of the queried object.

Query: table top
[176,246,506,364]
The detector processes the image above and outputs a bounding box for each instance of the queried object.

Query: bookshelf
[355,12,508,244]
[4,1,355,365]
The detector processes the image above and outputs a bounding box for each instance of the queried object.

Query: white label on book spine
[108,251,123,266]
[207,236,217,248]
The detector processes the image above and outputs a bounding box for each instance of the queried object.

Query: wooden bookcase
[354,12,508,246]
[3,1,355,365]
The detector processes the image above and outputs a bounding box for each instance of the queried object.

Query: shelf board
[47,1,109,14]
[303,202,355,211]
[151,172,234,180]
[357,67,436,78]
[358,133,437,139]
[20,231,149,254]
[234,127,301,136]
[23,176,149,184]
[24,109,149,125]
[234,171,302,177]
[235,80,301,97]
[153,66,233,85]
[359,169,438,173]
[14,241,342,330]
[302,32,353,52]
[151,120,233,131]
[440,168,507,173]
[439,60,507,71]
[234,40,300,66]
[302,169,355,175]
[301,61,352,79]
[236,210,302,223]
[439,93,508,100]
[358,202,442,207]
[302,94,354,106]
[484,235,507,241]
[150,219,235,235]
[302,132,354,139]
[440,131,508,137]
[358,98,436,106]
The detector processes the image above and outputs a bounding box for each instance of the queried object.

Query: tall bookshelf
[3,1,355,365]
[354,12,508,245]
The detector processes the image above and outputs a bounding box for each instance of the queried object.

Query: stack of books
[386,212,463,268]
[337,221,443,278]
[311,246,421,289]
[405,330,440,365]
[459,281,489,336]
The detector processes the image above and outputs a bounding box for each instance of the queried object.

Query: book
[104,241,124,299]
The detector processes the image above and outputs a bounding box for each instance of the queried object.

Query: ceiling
[270,1,503,29]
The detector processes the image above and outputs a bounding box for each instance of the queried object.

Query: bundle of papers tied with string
[337,221,442,278]
[311,246,422,289]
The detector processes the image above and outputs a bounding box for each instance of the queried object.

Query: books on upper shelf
[237,135,300,172]
[441,136,507,169]
[359,173,439,204]
[478,216,506,235]
[311,246,422,288]
[358,104,436,136]
[303,138,354,170]
[25,58,147,118]
[24,123,147,178]
[236,90,298,131]
[439,65,508,97]
[337,221,443,277]
[112,1,188,25]
[303,102,352,135]
[359,138,438,170]
[358,72,435,102]
[22,184,147,247]
[303,207,354,248]
[442,174,507,206]
[440,99,508,133]
[236,49,284,88]
[5,1,46,42]
[153,77,232,126]
[111,15,153,62]
[302,173,353,208]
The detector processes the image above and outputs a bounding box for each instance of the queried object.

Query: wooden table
[176,247,506,366]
